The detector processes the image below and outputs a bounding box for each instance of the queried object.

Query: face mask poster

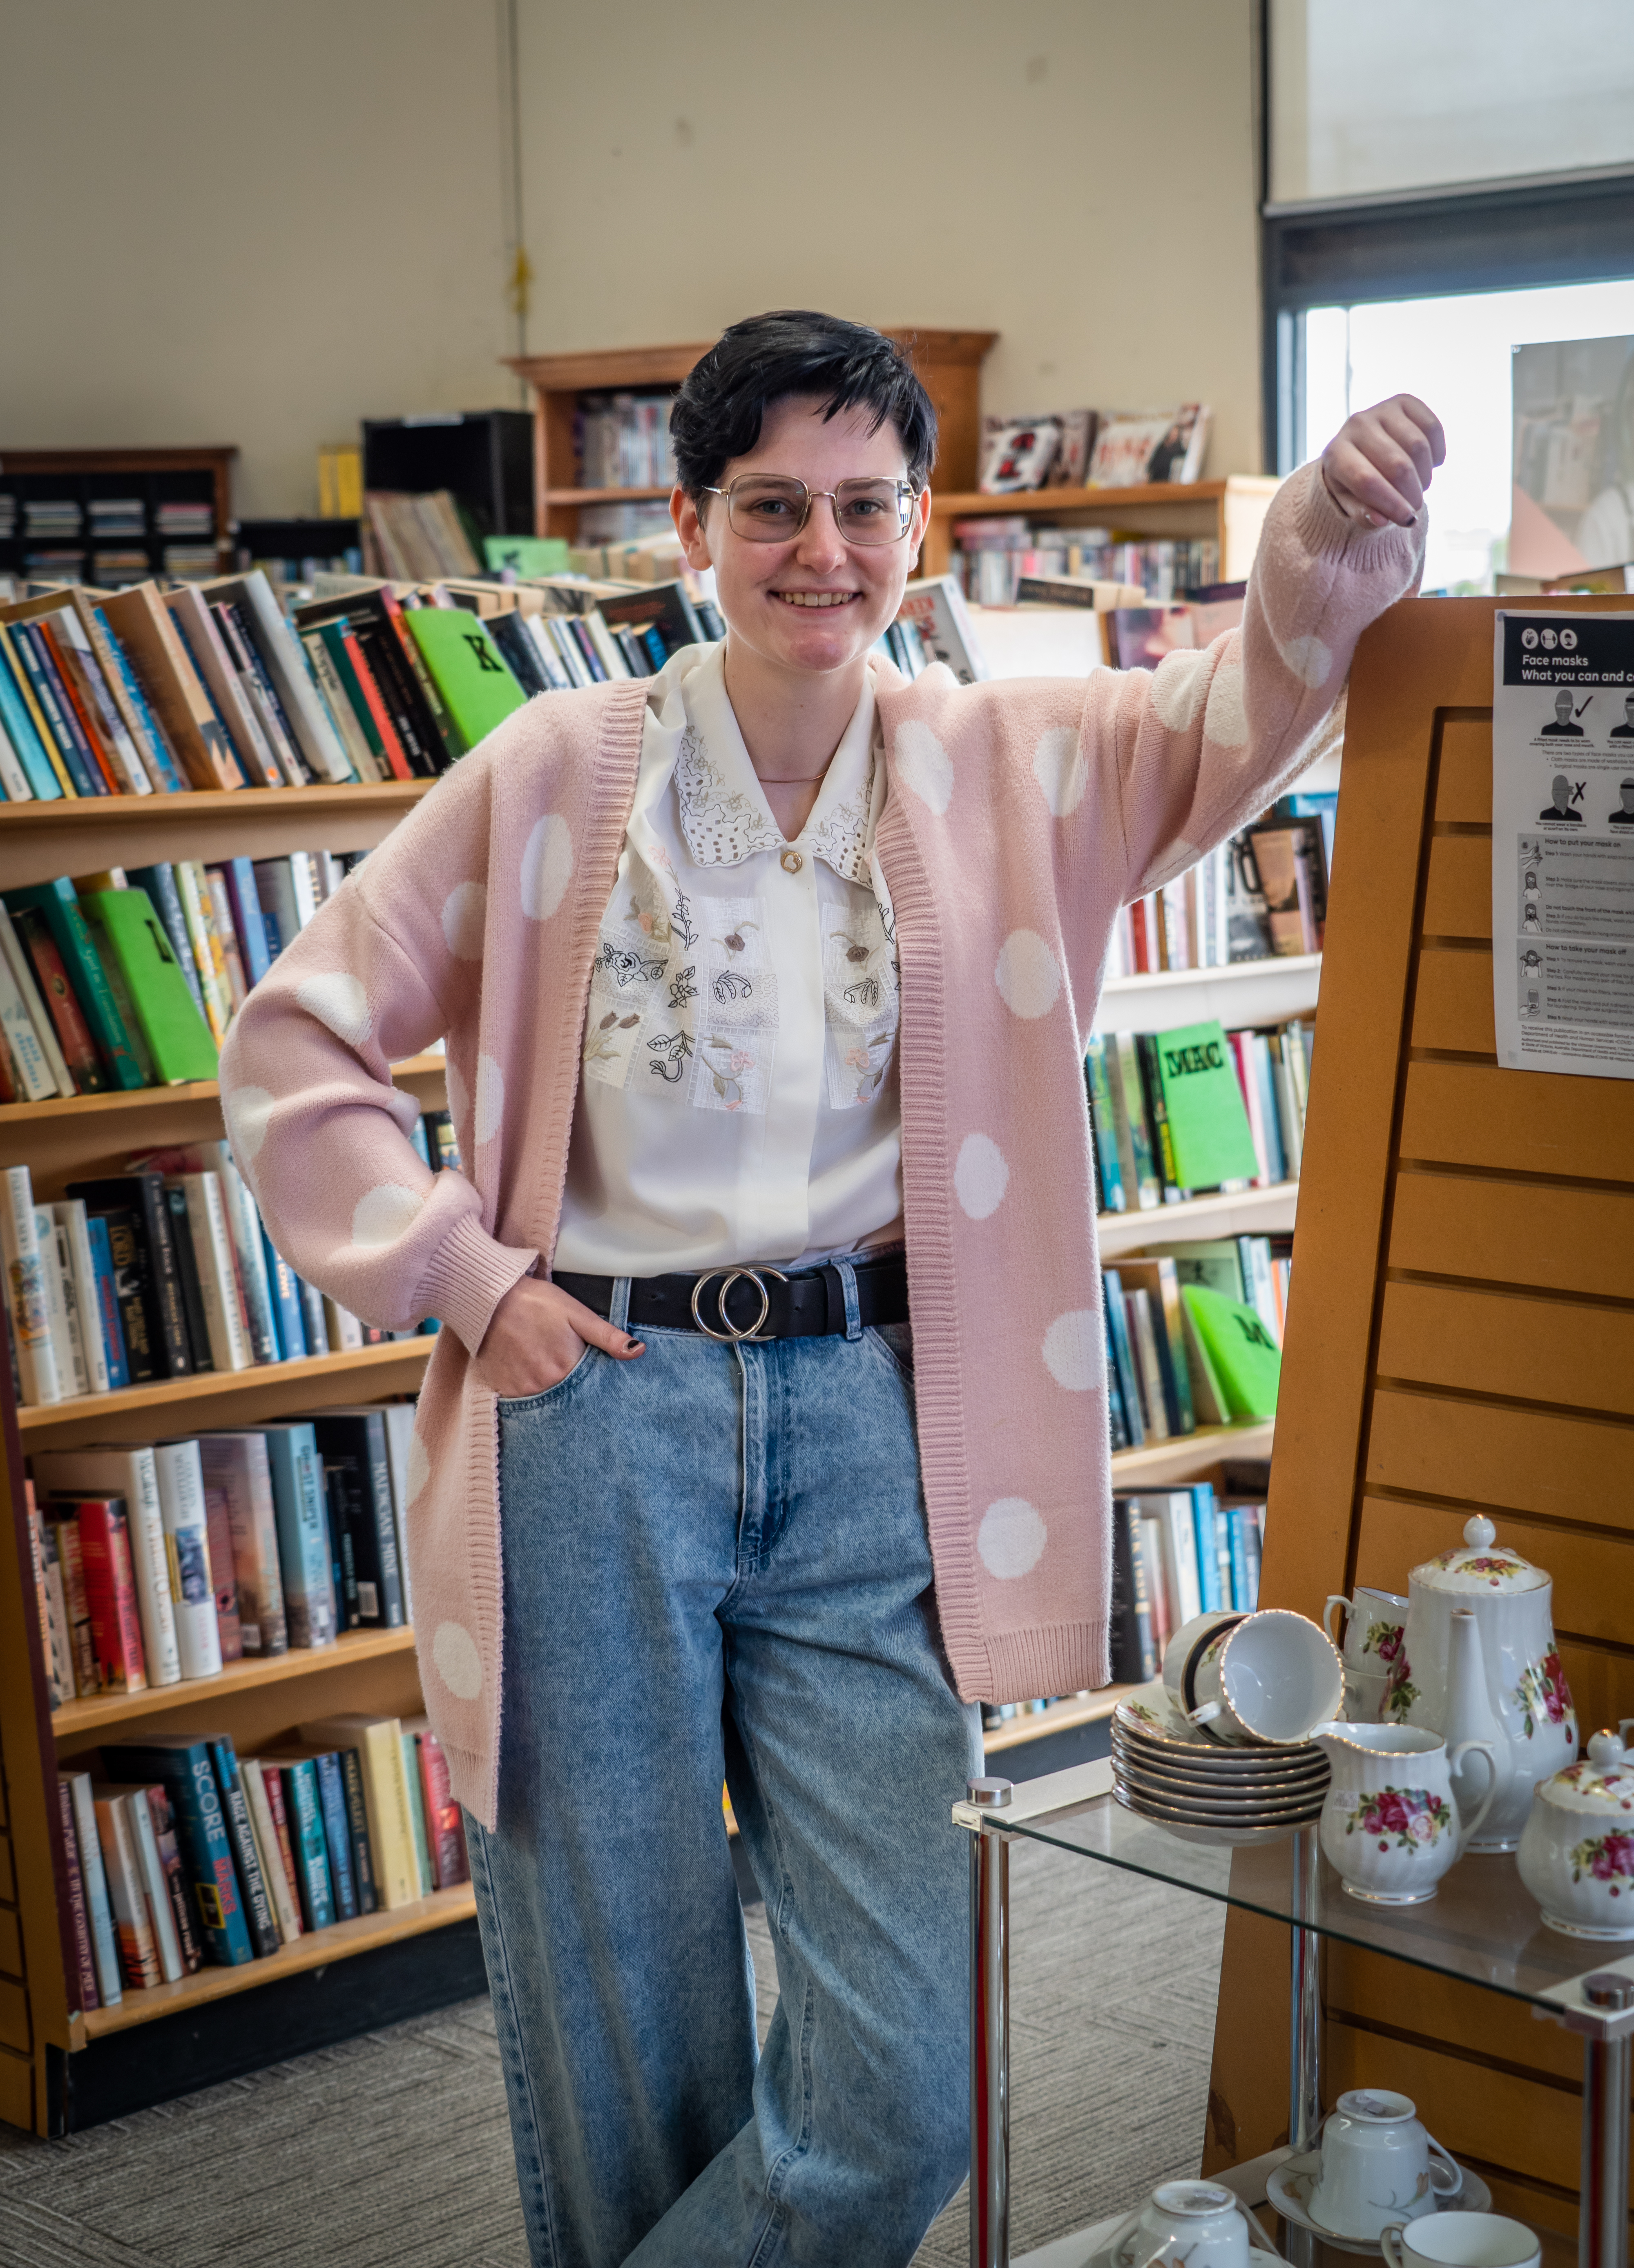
[1495,612,1634,1077]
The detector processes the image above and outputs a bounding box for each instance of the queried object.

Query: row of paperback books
[1103,1242,1289,1449]
[0,1148,444,1409]
[576,392,680,490]
[953,522,1220,608]
[1087,1016,1313,1215]
[25,1405,419,1706]
[1107,1467,1270,1685]
[0,853,365,1099]
[58,1712,466,2006]
[1106,813,1330,977]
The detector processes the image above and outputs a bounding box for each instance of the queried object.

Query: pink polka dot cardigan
[220,463,1421,1827]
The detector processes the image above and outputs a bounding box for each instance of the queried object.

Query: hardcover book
[99,1738,254,1967]
[402,608,527,748]
[1179,1283,1282,1421]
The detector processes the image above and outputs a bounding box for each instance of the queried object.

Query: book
[37,1207,89,1399]
[80,888,218,1084]
[307,1408,405,1628]
[1192,1483,1223,1615]
[172,1173,251,1373]
[84,1215,130,1389]
[1108,1259,1195,1437]
[6,619,104,795]
[196,571,353,783]
[297,1713,418,1909]
[7,879,147,1090]
[27,602,152,794]
[200,1476,243,1661]
[196,1433,288,1657]
[1123,1288,1170,1443]
[1136,1513,1170,1656]
[400,1734,434,1898]
[49,1201,110,1395]
[0,946,55,1102]
[1106,1034,1161,1211]
[116,1786,185,1983]
[72,1497,148,1692]
[0,1165,60,1405]
[408,1718,469,1889]
[32,1497,74,1707]
[271,1756,334,1931]
[1150,1020,1260,1189]
[241,1760,302,1942]
[310,1752,357,1920]
[260,1422,337,1648]
[380,1402,418,1625]
[64,1771,122,2005]
[92,1788,161,1988]
[979,415,1063,493]
[260,1228,307,1363]
[162,586,282,789]
[55,1777,99,2009]
[206,1142,278,1366]
[100,1737,253,1967]
[1088,405,1210,487]
[1101,1272,1145,1451]
[334,1745,378,1914]
[67,1173,192,1376]
[892,577,987,685]
[1108,1500,1159,1685]
[142,1783,203,1974]
[172,861,230,1046]
[0,903,73,1096]
[403,608,527,748]
[13,904,103,1091]
[0,623,61,800]
[96,583,242,791]
[162,1182,213,1375]
[44,1506,97,1695]
[151,1438,223,1679]
[1179,1284,1281,1421]
[254,1761,305,1935]
[204,1737,280,1955]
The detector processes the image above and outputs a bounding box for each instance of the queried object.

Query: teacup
[1189,1610,1344,1746]
[1309,2087,1460,2240]
[1112,2181,1253,2268]
[1382,2212,1541,2268]
[1325,1587,1410,1679]
[1343,1664,1395,1726]
[1163,1611,1246,1713]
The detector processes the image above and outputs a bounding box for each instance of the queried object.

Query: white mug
[1382,2212,1541,2268]
[1189,1610,1344,1746]
[1325,1587,1409,1678]
[1309,2087,1460,2240]
[1114,2181,1252,2268]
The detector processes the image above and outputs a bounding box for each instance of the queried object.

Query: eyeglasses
[700,474,918,546]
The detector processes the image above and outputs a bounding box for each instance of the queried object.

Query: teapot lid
[1412,1514,1547,1595]
[1538,1723,1634,1813]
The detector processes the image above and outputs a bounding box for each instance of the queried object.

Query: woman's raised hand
[1321,394,1446,530]
[472,1273,644,1400]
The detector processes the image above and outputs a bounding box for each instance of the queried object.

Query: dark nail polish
[625,1339,645,1354]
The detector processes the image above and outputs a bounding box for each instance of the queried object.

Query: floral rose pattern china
[1519,1723,1634,1939]
[1344,1785,1452,1851]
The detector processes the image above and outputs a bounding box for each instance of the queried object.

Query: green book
[401,1733,434,1897]
[404,609,527,750]
[79,889,219,1084]
[483,534,571,578]
[313,622,391,776]
[1107,1031,1161,1209]
[1152,1019,1260,1189]
[6,879,147,1090]
[1180,1283,1281,1420]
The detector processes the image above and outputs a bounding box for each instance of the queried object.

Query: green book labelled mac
[403,609,527,751]
[79,890,219,1085]
[1180,1283,1281,1420]
[1152,1018,1259,1188]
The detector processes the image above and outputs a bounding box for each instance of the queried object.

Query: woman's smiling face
[673,394,931,682]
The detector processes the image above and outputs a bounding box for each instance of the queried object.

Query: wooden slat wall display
[1201,597,1634,2243]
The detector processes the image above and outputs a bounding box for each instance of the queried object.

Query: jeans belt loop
[835,1256,863,1343]
[607,1276,632,1333]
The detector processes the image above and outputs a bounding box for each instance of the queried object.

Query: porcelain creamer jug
[1393,1515,1576,1852]
[1517,1721,1634,1940]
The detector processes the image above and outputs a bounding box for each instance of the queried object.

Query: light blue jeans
[466,1303,982,2268]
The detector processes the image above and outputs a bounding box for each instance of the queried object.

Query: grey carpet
[0,1840,1224,2266]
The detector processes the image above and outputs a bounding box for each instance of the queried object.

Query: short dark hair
[670,310,937,497]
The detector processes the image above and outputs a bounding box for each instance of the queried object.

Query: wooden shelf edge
[540,485,674,505]
[17,1336,431,1435]
[49,1623,418,1741]
[1096,1181,1298,1258]
[931,480,1232,515]
[0,1052,445,1133]
[79,1882,476,2038]
[0,781,433,829]
[1111,1419,1274,1486]
[982,1685,1137,1755]
[1101,954,1321,998]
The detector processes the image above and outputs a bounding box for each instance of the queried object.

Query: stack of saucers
[1111,1682,1330,1847]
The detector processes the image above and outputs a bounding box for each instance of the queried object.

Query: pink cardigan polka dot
[221,462,1421,1826]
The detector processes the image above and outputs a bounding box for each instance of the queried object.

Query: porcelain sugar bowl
[1517,1722,1634,1940]
[1394,1515,1576,1852]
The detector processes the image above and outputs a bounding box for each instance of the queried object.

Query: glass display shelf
[953,1759,1634,2268]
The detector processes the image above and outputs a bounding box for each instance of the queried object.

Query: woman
[221,310,1440,2268]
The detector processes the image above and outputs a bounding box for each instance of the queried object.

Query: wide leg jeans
[465,1314,983,2268]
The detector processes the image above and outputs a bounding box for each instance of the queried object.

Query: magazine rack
[1202,595,1634,2251]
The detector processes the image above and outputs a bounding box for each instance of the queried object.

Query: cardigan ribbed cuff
[1289,457,1423,574]
[415,1212,538,1356]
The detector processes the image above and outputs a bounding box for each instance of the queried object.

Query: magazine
[1088,406,1211,489]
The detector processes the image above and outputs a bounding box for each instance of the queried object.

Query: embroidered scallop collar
[669,639,880,880]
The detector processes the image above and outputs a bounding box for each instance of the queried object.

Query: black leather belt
[553,1252,908,1343]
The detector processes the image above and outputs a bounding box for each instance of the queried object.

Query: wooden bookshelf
[1097,951,1321,1037]
[982,1687,1140,1757]
[920,473,1282,582]
[0,448,238,587]
[506,332,997,544]
[0,787,451,2136]
[79,1883,476,2041]
[1096,1181,1297,1260]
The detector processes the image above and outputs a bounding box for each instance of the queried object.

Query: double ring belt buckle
[690,1265,789,1343]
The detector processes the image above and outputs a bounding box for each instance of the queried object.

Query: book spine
[203,1437,287,1658]
[241,1761,301,1941]
[1192,1486,1222,1614]
[13,908,103,1092]
[48,1512,98,1695]
[0,945,56,1101]
[90,607,182,792]
[28,1496,65,1708]
[201,1469,243,1661]
[94,1793,161,1988]
[1226,1505,1250,1612]
[222,856,271,989]
[85,1216,130,1389]
[22,887,146,1089]
[339,628,413,779]
[207,1740,280,1956]
[158,1747,254,1965]
[299,631,379,781]
[212,1146,279,1364]
[260,1226,307,1361]
[353,618,435,776]
[1126,1502,1159,1681]
[55,1777,98,2009]
[37,621,123,793]
[417,1732,469,1889]
[0,627,65,798]
[202,868,249,1013]
[283,1761,335,1931]
[152,1441,223,1679]
[67,1774,122,2004]
[182,1174,252,1372]
[0,903,73,1094]
[94,1209,158,1383]
[336,1747,377,1914]
[132,863,207,1020]
[11,624,102,796]
[55,1203,109,1394]
[131,1176,192,1377]
[357,1722,418,1910]
[141,1786,202,1972]
[0,1165,61,1405]
[266,1429,337,1649]
[163,1184,213,1374]
[257,1763,304,1932]
[172,860,231,1046]
[1084,1036,1125,1214]
[312,1753,357,1919]
[37,1210,87,1399]
[76,1500,148,1692]
[298,1276,330,1357]
[1101,1273,1145,1450]
[401,1735,434,1897]
[124,1790,185,1983]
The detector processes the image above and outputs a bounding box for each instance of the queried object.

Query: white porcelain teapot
[1391,1516,1576,1853]
[1517,1722,1634,1941]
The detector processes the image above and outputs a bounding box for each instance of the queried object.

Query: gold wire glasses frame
[699,474,919,545]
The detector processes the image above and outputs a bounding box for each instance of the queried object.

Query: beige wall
[0,0,1262,517]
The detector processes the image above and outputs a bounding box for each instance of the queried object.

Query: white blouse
[552,640,904,1277]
